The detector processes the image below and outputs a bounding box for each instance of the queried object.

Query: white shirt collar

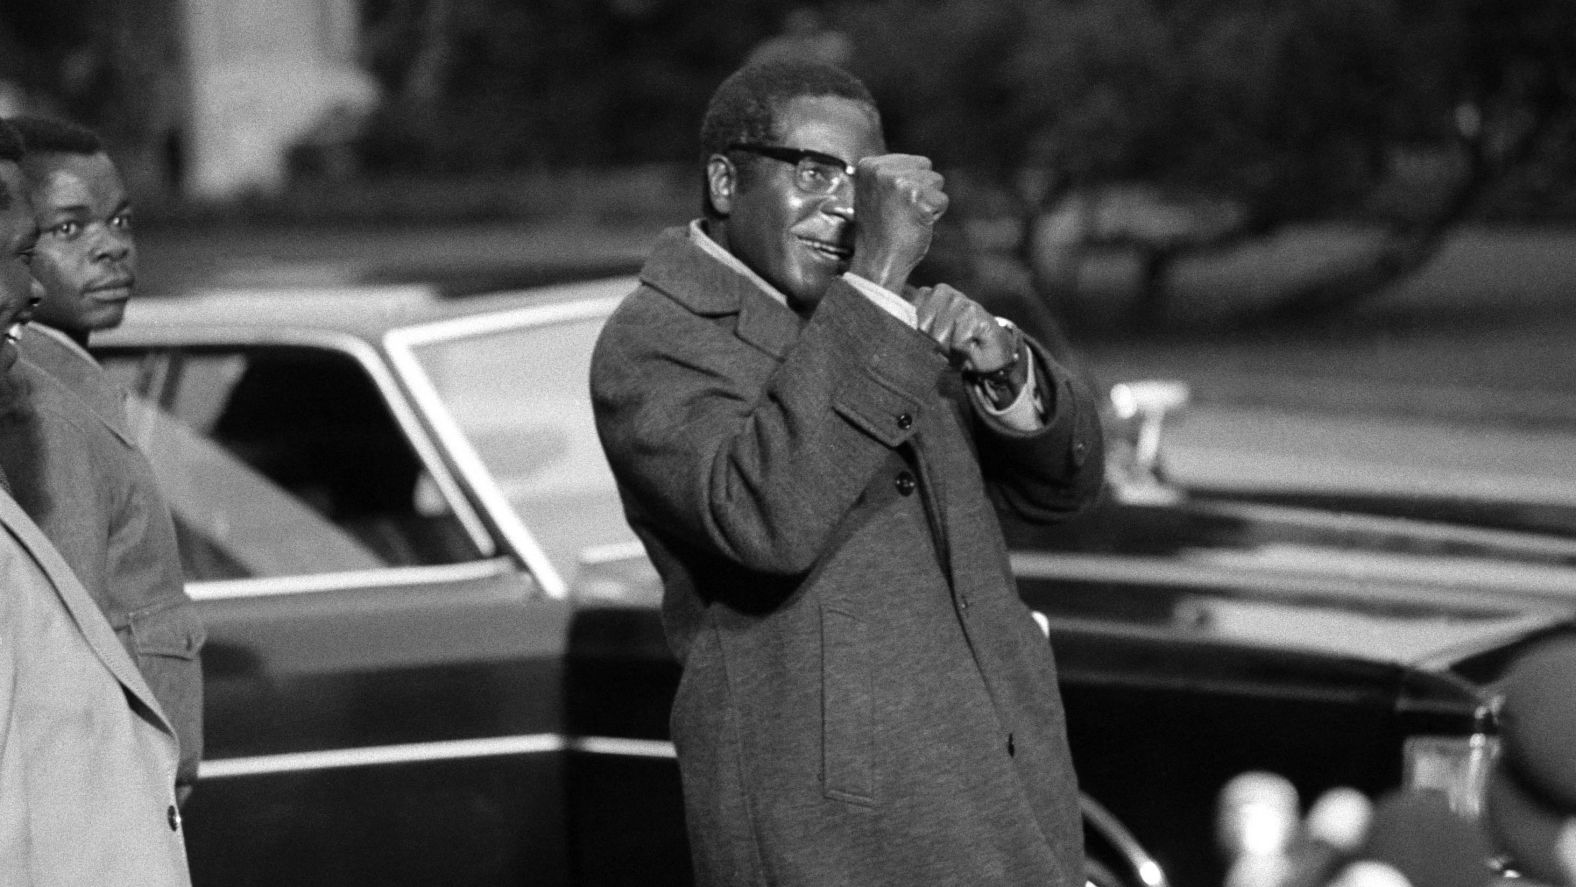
[687,219,917,328]
[688,220,792,309]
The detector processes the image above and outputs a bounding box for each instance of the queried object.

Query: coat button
[896,412,913,430]
[1072,440,1088,466]
[167,804,181,832]
[894,471,916,496]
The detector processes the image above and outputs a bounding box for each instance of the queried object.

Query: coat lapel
[21,357,137,447]
[0,491,175,737]
[22,327,133,430]
[641,225,801,360]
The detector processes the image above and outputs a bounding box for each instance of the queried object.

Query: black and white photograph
[2,2,1576,885]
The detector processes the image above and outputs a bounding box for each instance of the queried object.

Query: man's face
[718,95,883,314]
[0,161,39,374]
[23,151,135,334]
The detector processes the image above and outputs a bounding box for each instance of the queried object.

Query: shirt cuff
[973,347,1045,431]
[842,273,918,329]
[841,276,1042,429]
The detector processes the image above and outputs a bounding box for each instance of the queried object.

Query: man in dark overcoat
[590,59,1104,886]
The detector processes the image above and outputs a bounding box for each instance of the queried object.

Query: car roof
[96,274,1576,670]
[97,276,640,346]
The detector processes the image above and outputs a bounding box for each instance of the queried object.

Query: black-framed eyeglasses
[727,143,857,196]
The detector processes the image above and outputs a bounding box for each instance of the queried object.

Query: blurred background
[4,0,1576,410]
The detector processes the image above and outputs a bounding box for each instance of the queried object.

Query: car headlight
[1402,733,1499,818]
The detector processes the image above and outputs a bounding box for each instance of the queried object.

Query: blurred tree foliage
[837,0,1576,329]
[0,0,184,194]
[6,0,1575,328]
[351,0,1576,327]
[357,0,792,171]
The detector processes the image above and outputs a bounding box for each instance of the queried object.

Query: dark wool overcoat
[590,226,1105,887]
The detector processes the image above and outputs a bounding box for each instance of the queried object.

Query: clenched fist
[911,284,1028,403]
[847,154,948,294]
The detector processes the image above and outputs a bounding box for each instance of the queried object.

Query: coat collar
[640,224,803,359]
[18,356,138,450]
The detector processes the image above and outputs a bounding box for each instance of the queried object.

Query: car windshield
[401,309,635,591]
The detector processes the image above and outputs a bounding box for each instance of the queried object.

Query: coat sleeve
[971,333,1106,524]
[592,280,946,576]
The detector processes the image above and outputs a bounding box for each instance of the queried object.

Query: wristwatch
[964,317,1024,406]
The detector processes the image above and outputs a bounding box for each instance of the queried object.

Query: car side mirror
[1107,380,1190,504]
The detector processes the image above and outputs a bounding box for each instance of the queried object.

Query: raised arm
[592,279,945,576]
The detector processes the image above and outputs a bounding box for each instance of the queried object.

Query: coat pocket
[125,597,205,661]
[822,605,875,806]
[117,597,207,775]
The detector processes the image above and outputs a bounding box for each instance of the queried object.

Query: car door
[97,338,575,887]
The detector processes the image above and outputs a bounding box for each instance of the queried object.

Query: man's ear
[705,154,736,216]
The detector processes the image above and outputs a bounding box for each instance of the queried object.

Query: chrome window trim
[197,733,676,780]
[1191,498,1576,562]
[382,287,630,600]
[98,326,499,561]
[198,734,571,779]
[1011,551,1576,611]
[187,557,518,601]
[578,540,648,567]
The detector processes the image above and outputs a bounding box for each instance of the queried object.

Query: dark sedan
[94,279,1576,887]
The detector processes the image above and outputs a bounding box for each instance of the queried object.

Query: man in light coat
[0,489,193,887]
[0,117,191,887]
[591,60,1104,885]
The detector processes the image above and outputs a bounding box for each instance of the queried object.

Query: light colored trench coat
[0,488,192,886]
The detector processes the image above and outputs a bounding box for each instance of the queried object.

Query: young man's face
[714,95,883,315]
[23,151,135,334]
[0,161,39,374]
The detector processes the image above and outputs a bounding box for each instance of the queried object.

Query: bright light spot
[1238,803,1295,855]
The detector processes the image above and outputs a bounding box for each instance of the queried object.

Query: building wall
[180,0,377,199]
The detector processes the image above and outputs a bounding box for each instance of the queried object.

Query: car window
[99,345,483,581]
[401,313,635,589]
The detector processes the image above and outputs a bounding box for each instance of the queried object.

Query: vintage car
[92,278,1576,887]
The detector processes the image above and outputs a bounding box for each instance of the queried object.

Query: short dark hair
[6,115,103,156]
[698,59,879,219]
[0,120,22,211]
